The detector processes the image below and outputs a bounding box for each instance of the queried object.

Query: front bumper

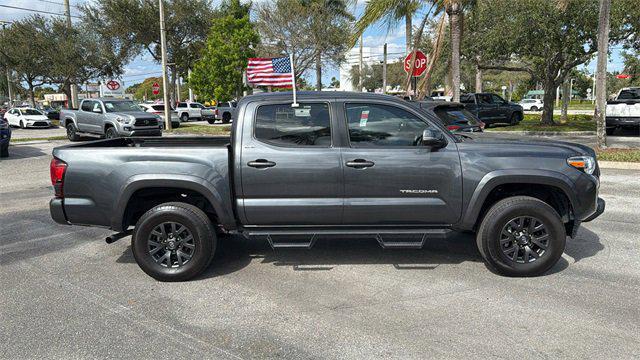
[50,198,69,225]
[25,122,52,128]
[606,116,640,127]
[583,197,605,222]
[120,128,162,137]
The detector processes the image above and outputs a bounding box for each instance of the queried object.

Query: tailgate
[607,101,640,117]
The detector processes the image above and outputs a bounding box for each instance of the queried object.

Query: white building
[339,45,404,92]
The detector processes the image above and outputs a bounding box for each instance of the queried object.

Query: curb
[598,161,640,170]
[485,131,595,136]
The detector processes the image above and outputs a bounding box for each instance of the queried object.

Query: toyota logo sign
[106,80,121,91]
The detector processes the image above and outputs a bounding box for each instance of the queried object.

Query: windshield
[21,109,43,116]
[103,101,141,113]
[434,107,480,126]
[617,89,640,100]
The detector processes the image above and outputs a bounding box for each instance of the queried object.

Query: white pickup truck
[606,87,640,135]
[175,101,215,122]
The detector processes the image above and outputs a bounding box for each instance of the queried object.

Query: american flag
[246,57,293,87]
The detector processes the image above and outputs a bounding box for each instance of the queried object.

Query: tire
[606,127,615,136]
[530,106,538,112]
[0,144,8,158]
[20,120,24,129]
[180,113,189,122]
[510,112,522,125]
[105,127,118,139]
[222,113,231,124]
[172,121,180,129]
[66,122,80,141]
[131,202,216,282]
[207,119,216,125]
[476,196,566,277]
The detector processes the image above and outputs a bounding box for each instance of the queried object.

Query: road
[1,141,639,359]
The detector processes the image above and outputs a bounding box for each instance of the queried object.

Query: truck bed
[57,136,231,149]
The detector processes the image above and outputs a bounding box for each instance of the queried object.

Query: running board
[266,234,318,249]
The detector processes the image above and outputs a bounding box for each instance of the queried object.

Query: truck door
[340,102,462,225]
[239,102,343,225]
[491,94,510,121]
[78,100,96,132]
[476,94,499,123]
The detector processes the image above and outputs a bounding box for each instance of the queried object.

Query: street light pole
[63,0,79,108]
[159,0,172,130]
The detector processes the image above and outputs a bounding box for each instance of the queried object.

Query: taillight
[479,121,485,129]
[215,109,219,116]
[50,158,67,198]
[447,125,461,131]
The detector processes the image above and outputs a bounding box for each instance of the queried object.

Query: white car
[4,108,52,128]
[139,103,181,128]
[519,98,544,111]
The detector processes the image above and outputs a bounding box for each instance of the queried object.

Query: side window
[177,102,186,108]
[92,102,102,112]
[81,101,92,112]
[345,103,434,147]
[478,94,492,104]
[254,103,331,147]
[491,94,505,104]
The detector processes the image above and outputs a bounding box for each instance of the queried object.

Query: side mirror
[421,129,447,148]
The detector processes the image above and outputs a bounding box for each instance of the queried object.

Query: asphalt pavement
[1,141,639,359]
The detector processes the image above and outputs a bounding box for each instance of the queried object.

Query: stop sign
[152,82,160,95]
[616,74,630,79]
[404,50,428,77]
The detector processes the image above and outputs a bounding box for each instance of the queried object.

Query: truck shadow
[2,145,47,160]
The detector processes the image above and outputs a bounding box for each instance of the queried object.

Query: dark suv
[461,93,523,127]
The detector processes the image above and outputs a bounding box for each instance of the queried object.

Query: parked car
[38,106,61,120]
[519,98,544,112]
[60,98,162,141]
[430,90,452,102]
[49,91,604,281]
[460,93,524,126]
[175,101,215,122]
[415,101,484,132]
[606,87,640,135]
[4,107,52,128]
[139,103,180,129]
[0,116,11,158]
[212,101,237,124]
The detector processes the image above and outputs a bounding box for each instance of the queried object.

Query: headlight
[567,156,596,175]
[115,116,132,124]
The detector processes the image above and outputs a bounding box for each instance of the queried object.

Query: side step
[375,233,427,249]
[266,234,318,249]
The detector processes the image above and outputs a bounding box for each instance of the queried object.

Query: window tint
[477,94,492,104]
[460,94,475,103]
[434,107,479,126]
[255,103,331,147]
[81,101,93,111]
[346,103,433,147]
[177,102,187,108]
[23,109,43,116]
[491,94,505,103]
[151,105,165,111]
[618,89,640,100]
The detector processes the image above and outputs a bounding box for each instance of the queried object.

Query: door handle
[247,159,276,168]
[345,159,375,168]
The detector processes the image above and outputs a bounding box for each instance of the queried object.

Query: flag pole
[290,54,299,107]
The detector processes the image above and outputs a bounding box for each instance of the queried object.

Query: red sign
[106,80,121,90]
[616,74,631,79]
[404,51,428,77]
[152,82,160,95]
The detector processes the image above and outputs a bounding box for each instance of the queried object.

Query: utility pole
[63,0,78,108]
[382,43,387,94]
[594,0,611,148]
[358,35,363,92]
[188,69,194,102]
[176,73,181,103]
[1,22,12,106]
[159,0,172,130]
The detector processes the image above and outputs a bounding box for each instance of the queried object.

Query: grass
[11,136,68,143]
[597,149,640,163]
[486,114,595,132]
[168,123,232,136]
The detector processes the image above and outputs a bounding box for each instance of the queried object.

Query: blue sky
[1,0,627,88]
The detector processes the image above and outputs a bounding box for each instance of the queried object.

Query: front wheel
[510,112,522,125]
[476,196,566,277]
[222,113,231,124]
[105,127,118,139]
[20,121,24,129]
[66,122,80,141]
[131,202,216,281]
[0,144,8,158]
[180,113,189,122]
[530,106,538,112]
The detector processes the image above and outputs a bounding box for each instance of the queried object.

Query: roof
[241,91,402,102]
[415,100,464,110]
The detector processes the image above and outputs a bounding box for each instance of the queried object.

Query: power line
[34,0,83,10]
[0,4,82,19]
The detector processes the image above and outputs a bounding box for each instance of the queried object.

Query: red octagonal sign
[404,50,428,77]
[152,82,160,95]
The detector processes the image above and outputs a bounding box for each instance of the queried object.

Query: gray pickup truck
[49,92,604,281]
[60,98,163,140]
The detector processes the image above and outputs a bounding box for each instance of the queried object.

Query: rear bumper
[606,117,640,127]
[583,197,605,222]
[50,198,69,225]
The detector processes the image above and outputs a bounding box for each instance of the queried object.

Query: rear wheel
[20,120,24,129]
[172,121,180,129]
[606,127,615,136]
[0,143,8,158]
[105,127,118,139]
[530,106,538,112]
[222,112,231,124]
[131,202,216,281]
[66,122,80,141]
[476,196,566,277]
[207,119,216,124]
[510,112,522,125]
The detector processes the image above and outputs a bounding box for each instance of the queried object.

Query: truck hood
[108,111,153,118]
[465,136,595,157]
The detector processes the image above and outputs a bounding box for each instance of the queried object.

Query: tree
[594,0,611,148]
[190,0,258,101]
[82,0,214,104]
[0,16,52,106]
[353,0,421,52]
[466,0,637,125]
[329,77,340,88]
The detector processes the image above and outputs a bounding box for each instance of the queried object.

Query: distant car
[139,103,181,129]
[415,101,484,132]
[4,108,52,128]
[212,101,237,124]
[175,101,215,122]
[606,87,640,135]
[460,93,523,126]
[0,116,11,157]
[519,98,544,112]
[38,106,61,120]
[430,90,452,102]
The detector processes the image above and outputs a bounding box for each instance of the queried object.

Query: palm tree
[353,0,421,52]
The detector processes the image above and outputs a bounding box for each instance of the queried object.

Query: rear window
[433,107,480,126]
[460,94,475,103]
[151,105,165,111]
[617,89,640,100]
[177,102,187,107]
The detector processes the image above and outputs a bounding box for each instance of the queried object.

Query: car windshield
[617,89,640,100]
[103,101,140,113]
[434,107,480,126]
[21,109,43,116]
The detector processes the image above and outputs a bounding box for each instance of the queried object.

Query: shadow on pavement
[2,144,47,160]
